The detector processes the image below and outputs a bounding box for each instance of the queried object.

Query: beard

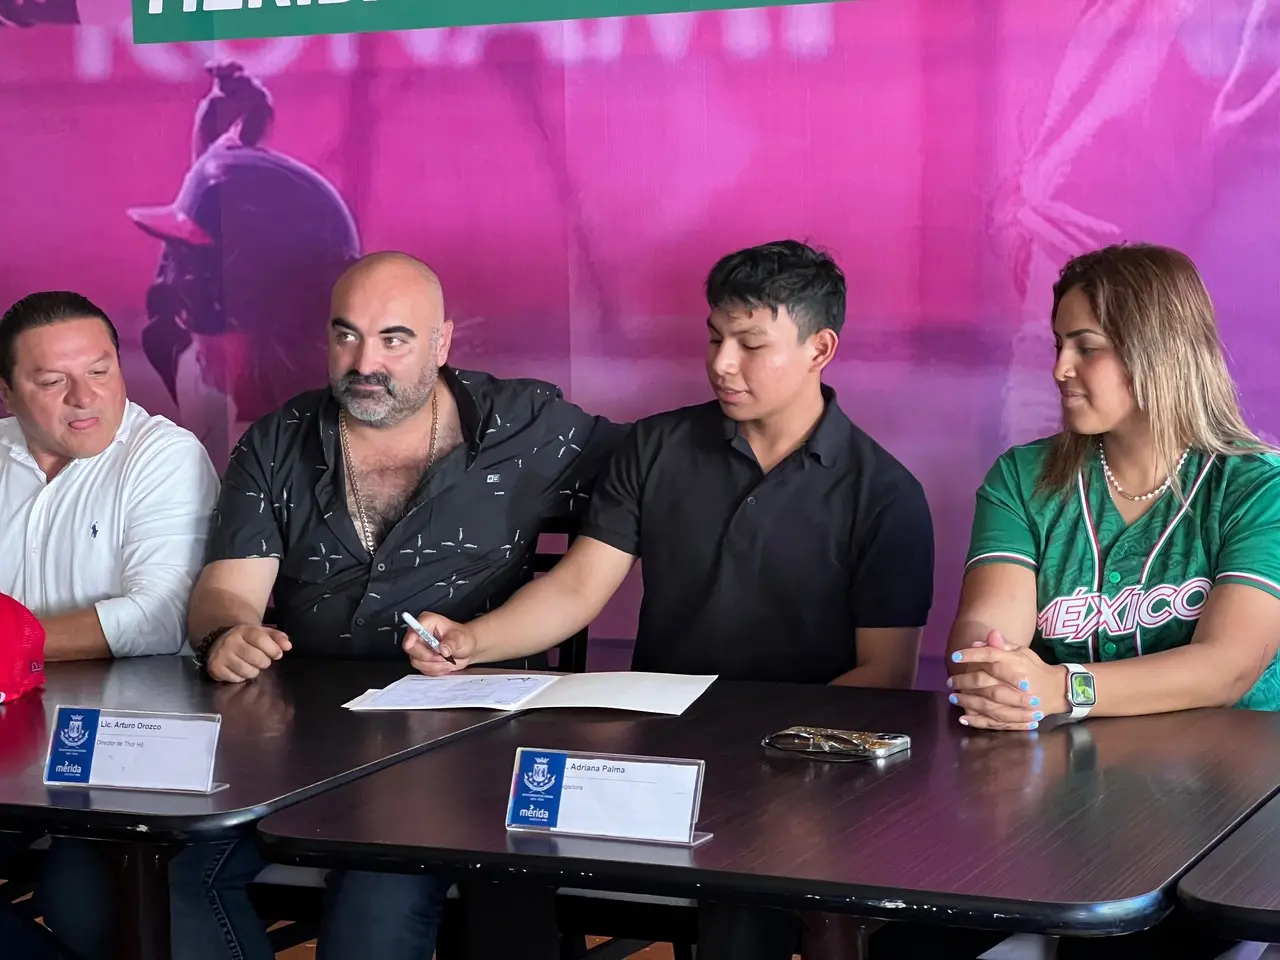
[331,364,438,428]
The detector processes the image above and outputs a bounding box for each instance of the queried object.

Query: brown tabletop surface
[0,657,512,840]
[1179,791,1280,941]
[259,680,1280,936]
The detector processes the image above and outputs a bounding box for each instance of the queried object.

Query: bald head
[328,251,453,427]
[333,251,444,316]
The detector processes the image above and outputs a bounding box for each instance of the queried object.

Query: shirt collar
[0,416,26,456]
[721,384,850,468]
[445,365,486,462]
[0,401,139,467]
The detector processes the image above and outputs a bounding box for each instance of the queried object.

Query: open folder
[343,672,716,716]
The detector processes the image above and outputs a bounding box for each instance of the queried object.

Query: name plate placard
[505,747,712,847]
[44,706,225,795]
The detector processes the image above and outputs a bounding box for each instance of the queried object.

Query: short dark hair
[0,291,120,385]
[705,240,846,340]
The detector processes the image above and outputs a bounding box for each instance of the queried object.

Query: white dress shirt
[0,400,219,657]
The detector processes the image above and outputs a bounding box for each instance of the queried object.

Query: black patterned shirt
[204,366,624,660]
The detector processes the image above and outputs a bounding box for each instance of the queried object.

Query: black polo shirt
[579,387,934,683]
[205,366,623,660]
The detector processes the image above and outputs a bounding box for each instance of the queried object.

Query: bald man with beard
[178,252,626,960]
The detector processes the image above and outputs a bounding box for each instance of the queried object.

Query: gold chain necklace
[338,390,439,554]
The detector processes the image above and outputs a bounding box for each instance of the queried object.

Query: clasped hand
[946,630,1067,731]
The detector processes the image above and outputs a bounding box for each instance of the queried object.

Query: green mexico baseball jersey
[965,438,1280,711]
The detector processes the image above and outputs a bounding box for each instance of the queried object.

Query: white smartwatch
[1064,662,1097,720]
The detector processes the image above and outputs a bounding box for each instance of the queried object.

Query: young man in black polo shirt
[411,240,936,959]
[180,251,624,960]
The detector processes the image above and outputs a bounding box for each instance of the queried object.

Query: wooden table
[0,657,513,960]
[259,681,1280,940]
[1179,792,1280,942]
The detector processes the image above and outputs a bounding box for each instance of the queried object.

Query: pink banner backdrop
[3,0,1279,656]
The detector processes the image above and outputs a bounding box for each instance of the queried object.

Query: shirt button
[1108,571,1122,584]
[377,563,386,572]
[356,617,366,626]
[1102,641,1118,656]
[747,496,757,505]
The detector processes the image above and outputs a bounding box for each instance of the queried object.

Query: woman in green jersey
[947,243,1280,729]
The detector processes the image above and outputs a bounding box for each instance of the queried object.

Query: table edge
[1177,881,1280,942]
[255,830,1169,936]
[0,711,518,842]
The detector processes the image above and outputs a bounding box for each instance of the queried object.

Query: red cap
[0,594,45,704]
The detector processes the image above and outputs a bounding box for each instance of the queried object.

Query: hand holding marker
[401,611,458,666]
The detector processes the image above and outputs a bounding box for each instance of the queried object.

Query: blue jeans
[7,833,514,960]
[168,840,276,960]
[316,874,560,960]
[0,832,112,960]
[0,832,76,960]
[40,836,453,960]
[318,867,451,960]
[2,837,269,960]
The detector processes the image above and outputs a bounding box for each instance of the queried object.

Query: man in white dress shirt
[0,291,219,657]
[0,290,218,960]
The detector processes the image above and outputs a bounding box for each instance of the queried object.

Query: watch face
[1070,671,1097,707]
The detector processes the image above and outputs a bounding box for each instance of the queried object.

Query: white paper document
[344,671,716,716]
[345,674,558,711]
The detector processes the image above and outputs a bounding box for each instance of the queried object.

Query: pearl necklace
[1098,444,1189,502]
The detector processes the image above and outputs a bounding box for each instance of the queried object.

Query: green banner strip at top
[131,0,832,45]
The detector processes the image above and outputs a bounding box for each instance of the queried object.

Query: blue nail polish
[1029,721,1039,730]
[948,693,958,705]
[945,677,953,688]
[1033,711,1044,721]
[951,651,963,662]
[1029,697,1041,707]
[1018,680,1030,692]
